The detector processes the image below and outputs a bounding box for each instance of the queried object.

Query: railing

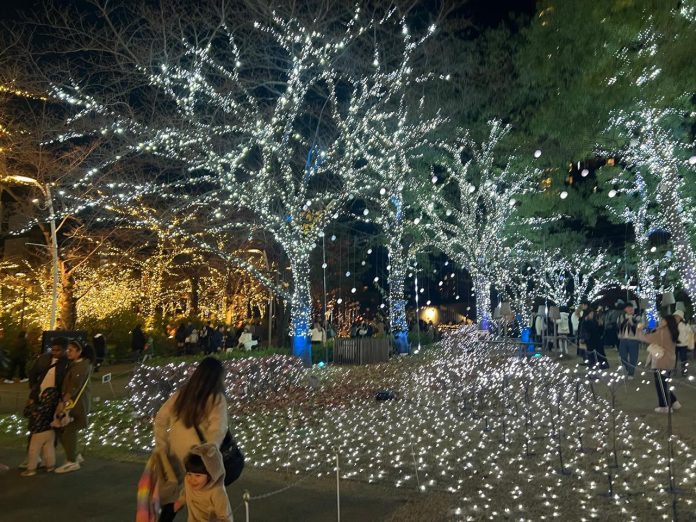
[333,338,391,364]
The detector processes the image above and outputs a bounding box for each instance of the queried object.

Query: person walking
[4,331,30,384]
[673,310,694,376]
[54,340,93,473]
[638,315,682,413]
[153,357,228,522]
[132,324,147,361]
[617,302,641,379]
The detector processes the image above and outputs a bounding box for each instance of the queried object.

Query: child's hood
[190,443,225,488]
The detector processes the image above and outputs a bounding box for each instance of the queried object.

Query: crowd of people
[533,300,696,413]
[170,321,262,357]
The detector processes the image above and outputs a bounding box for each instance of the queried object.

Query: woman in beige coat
[154,357,228,521]
[637,315,682,413]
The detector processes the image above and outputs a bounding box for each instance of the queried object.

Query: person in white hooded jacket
[674,310,695,376]
[175,443,233,522]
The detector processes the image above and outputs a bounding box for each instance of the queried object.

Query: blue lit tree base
[393,331,410,355]
[293,335,312,368]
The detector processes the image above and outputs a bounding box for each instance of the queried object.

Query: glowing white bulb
[345,271,351,277]
[367,248,372,254]
[337,298,343,304]
[350,287,356,294]
[608,189,617,198]
[413,217,420,225]
[379,187,387,195]
[650,246,657,253]
[534,149,542,158]
[581,168,589,177]
[363,209,369,216]
[431,175,438,184]
[560,191,568,200]
[689,156,696,165]
[468,186,476,194]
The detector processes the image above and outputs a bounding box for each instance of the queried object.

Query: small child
[175,444,233,522]
[21,387,61,476]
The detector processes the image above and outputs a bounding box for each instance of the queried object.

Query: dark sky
[0,0,537,25]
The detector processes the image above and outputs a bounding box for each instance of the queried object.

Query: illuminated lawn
[2,332,695,520]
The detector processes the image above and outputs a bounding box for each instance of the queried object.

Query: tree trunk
[58,259,77,330]
[473,269,492,328]
[190,275,200,316]
[387,227,409,354]
[289,251,312,366]
[658,180,696,302]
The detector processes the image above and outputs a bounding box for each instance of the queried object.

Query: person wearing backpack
[674,310,695,377]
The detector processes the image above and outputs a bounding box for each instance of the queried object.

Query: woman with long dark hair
[154,357,228,521]
[638,315,681,413]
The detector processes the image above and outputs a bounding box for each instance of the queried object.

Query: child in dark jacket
[175,443,233,522]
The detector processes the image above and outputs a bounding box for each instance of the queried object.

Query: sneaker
[672,401,682,410]
[19,378,29,383]
[45,467,55,472]
[654,407,670,414]
[20,469,37,477]
[3,379,14,384]
[54,461,80,474]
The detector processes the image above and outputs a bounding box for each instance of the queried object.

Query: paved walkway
[0,445,412,522]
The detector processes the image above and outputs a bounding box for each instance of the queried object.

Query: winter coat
[677,322,694,349]
[153,391,228,505]
[132,326,147,352]
[178,443,233,522]
[61,358,92,430]
[25,387,61,434]
[582,318,603,352]
[28,353,68,402]
[637,326,677,371]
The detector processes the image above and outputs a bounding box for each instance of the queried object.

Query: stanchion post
[334,448,341,522]
[243,490,250,522]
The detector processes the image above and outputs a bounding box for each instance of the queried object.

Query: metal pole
[335,449,341,522]
[20,286,26,329]
[322,234,328,363]
[46,184,59,331]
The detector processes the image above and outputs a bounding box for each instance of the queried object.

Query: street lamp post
[0,175,59,330]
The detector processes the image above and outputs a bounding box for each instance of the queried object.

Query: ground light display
[2,329,696,519]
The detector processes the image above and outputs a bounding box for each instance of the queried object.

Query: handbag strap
[65,368,91,411]
[194,424,206,443]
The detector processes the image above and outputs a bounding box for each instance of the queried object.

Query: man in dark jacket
[27,337,69,401]
[131,324,147,360]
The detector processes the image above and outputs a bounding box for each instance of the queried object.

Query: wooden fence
[333,337,391,365]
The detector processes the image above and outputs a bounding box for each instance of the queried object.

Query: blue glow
[521,326,535,352]
[292,335,312,367]
[317,361,326,368]
[394,330,410,354]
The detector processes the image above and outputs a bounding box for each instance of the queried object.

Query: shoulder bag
[194,424,245,485]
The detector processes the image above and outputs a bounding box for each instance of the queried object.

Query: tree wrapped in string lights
[357,86,444,352]
[536,248,620,307]
[425,121,539,326]
[40,4,439,364]
[608,106,696,302]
